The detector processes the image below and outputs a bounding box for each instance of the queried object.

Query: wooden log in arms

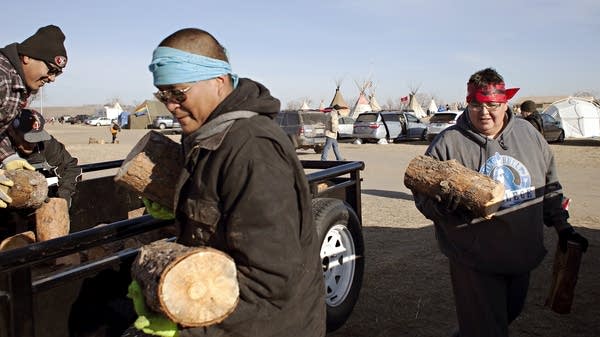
[131,241,239,327]
[114,131,182,210]
[545,241,583,314]
[35,197,70,241]
[404,155,505,218]
[5,170,48,209]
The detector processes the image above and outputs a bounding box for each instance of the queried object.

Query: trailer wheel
[313,198,364,332]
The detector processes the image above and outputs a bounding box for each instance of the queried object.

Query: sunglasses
[43,60,62,77]
[154,84,196,104]
[469,101,503,112]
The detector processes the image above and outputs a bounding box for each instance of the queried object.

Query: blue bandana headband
[149,46,239,88]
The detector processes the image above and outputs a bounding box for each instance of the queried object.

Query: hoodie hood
[0,43,27,84]
[208,77,280,122]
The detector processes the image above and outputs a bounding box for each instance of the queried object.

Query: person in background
[520,99,544,135]
[0,25,68,208]
[6,109,81,207]
[110,119,121,143]
[321,104,344,161]
[123,27,326,337]
[411,67,588,337]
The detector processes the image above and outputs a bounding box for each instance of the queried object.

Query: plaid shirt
[0,49,28,161]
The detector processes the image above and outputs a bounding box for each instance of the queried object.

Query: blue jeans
[321,137,343,160]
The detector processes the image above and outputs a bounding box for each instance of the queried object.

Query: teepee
[329,79,351,116]
[350,80,372,118]
[407,87,426,118]
[369,83,382,112]
[427,99,437,115]
[300,100,311,111]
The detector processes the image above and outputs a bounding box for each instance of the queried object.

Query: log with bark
[35,197,70,241]
[131,240,239,327]
[404,155,505,218]
[114,131,182,210]
[545,241,583,314]
[5,170,48,209]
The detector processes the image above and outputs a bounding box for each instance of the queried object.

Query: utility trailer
[0,159,365,337]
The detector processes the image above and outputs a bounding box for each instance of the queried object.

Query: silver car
[426,110,464,142]
[353,111,403,143]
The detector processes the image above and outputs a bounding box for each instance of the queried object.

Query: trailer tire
[312,198,364,332]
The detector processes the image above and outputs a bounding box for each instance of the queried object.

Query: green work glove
[0,171,13,208]
[142,198,175,220]
[127,281,179,337]
[4,158,35,171]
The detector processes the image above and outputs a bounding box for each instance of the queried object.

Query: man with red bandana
[411,68,588,337]
[0,25,68,208]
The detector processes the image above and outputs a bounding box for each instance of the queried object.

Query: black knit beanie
[17,25,68,69]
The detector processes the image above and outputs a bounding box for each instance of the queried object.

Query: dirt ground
[47,123,600,337]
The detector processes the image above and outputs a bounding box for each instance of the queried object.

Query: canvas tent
[300,100,311,111]
[130,100,171,129]
[369,86,382,112]
[329,83,350,117]
[408,93,426,118]
[427,99,437,115]
[542,97,600,138]
[350,80,372,118]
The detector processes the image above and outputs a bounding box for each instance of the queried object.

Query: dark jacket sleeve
[42,137,82,204]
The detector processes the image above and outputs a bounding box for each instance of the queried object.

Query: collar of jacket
[182,110,258,155]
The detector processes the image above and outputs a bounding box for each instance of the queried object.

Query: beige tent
[300,100,311,111]
[408,92,426,118]
[329,82,351,116]
[369,87,382,112]
[130,100,170,129]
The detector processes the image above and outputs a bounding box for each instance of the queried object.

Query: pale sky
[2,0,599,109]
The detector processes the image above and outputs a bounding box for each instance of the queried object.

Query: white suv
[426,110,464,142]
[152,116,180,129]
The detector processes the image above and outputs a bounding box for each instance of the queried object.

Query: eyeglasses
[43,60,62,77]
[154,85,195,104]
[469,101,503,112]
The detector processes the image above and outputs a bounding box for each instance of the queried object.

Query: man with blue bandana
[124,28,325,337]
[412,68,588,337]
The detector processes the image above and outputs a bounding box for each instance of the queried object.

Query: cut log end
[159,248,239,327]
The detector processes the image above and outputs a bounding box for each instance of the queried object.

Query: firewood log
[404,155,505,218]
[114,131,182,210]
[35,197,70,241]
[5,170,48,209]
[0,231,36,251]
[131,240,239,327]
[545,241,583,314]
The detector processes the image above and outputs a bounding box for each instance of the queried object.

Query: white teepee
[351,80,372,118]
[407,87,426,118]
[369,84,382,112]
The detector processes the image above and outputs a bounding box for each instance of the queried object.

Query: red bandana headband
[466,82,519,103]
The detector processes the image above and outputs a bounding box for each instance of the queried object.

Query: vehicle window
[406,115,418,123]
[382,113,400,122]
[430,113,458,123]
[275,113,284,125]
[288,113,300,125]
[300,112,327,124]
[355,113,378,123]
[542,114,555,123]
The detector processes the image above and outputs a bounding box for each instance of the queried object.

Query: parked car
[85,116,112,126]
[353,111,410,144]
[337,116,355,141]
[58,115,71,123]
[426,110,464,142]
[152,115,181,129]
[70,114,91,124]
[540,113,565,143]
[275,110,327,153]
[394,112,428,141]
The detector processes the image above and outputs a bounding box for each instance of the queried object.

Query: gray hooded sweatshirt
[414,108,571,274]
